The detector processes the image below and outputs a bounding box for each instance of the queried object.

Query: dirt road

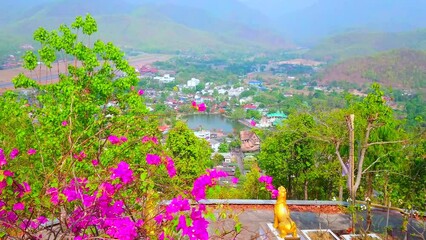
[0,53,172,91]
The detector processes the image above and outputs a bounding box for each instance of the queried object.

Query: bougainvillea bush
[0,15,276,239]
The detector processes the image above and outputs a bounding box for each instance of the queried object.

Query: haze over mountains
[1,0,426,55]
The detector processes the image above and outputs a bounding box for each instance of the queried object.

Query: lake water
[183,114,246,133]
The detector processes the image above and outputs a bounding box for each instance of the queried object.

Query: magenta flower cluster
[259,175,278,198]
[146,154,177,178]
[0,148,34,230]
[141,136,158,144]
[107,135,128,145]
[191,169,228,201]
[110,161,134,184]
[0,142,220,239]
[156,196,209,240]
[191,101,207,112]
[44,162,143,239]
[73,151,87,161]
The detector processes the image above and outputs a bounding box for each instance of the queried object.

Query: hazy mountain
[306,29,426,61]
[2,0,426,55]
[277,0,426,45]
[0,0,291,54]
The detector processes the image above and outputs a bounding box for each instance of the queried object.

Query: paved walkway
[209,208,426,240]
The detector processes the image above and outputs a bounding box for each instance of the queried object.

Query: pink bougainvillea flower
[146,154,161,166]
[62,178,88,202]
[108,135,120,144]
[138,89,144,95]
[142,136,158,144]
[120,136,128,143]
[165,156,177,178]
[154,214,164,224]
[166,196,190,215]
[16,182,31,198]
[198,103,206,112]
[4,170,14,177]
[259,175,277,199]
[13,202,25,211]
[92,159,99,166]
[10,148,19,159]
[176,215,188,234]
[73,151,86,161]
[131,86,135,91]
[191,101,207,112]
[110,161,134,184]
[37,216,48,225]
[0,148,6,166]
[136,219,144,227]
[259,175,273,184]
[27,148,37,155]
[46,187,59,205]
[232,177,239,184]
[192,169,227,201]
[61,121,68,126]
[250,119,256,126]
[107,135,127,145]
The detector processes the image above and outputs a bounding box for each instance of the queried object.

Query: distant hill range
[306,29,426,61]
[2,0,426,57]
[318,49,426,93]
[0,0,291,55]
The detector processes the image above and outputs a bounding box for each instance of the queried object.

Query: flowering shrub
[259,175,278,198]
[192,101,207,112]
[0,14,246,239]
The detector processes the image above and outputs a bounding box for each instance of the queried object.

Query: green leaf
[6,177,13,186]
[235,222,242,233]
[204,211,217,221]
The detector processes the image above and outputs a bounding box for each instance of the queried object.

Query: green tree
[218,142,229,153]
[241,164,270,199]
[231,108,245,120]
[245,110,262,120]
[257,113,317,199]
[166,121,212,185]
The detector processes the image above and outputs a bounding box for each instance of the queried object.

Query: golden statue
[274,186,298,238]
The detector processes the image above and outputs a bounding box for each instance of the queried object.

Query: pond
[182,114,246,133]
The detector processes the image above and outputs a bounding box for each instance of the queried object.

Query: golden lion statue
[274,186,298,238]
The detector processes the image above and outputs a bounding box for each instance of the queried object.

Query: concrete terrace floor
[207,204,426,240]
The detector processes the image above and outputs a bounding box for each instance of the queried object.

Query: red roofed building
[240,131,260,153]
[243,104,257,110]
[139,65,158,75]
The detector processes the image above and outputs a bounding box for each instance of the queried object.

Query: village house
[267,111,287,126]
[138,65,158,76]
[258,116,271,128]
[243,103,257,111]
[240,130,260,153]
[228,87,245,97]
[239,96,253,104]
[194,130,211,139]
[187,77,200,88]
[153,74,175,83]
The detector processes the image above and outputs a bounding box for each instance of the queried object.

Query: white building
[228,87,245,97]
[187,78,200,88]
[239,96,253,104]
[194,130,211,139]
[154,74,175,83]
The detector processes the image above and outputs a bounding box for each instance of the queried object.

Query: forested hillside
[307,30,426,60]
[319,49,426,93]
